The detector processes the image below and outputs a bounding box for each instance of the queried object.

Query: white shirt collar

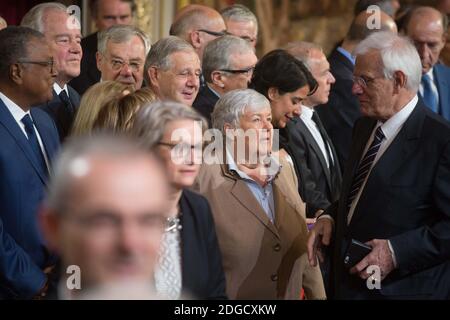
[0,91,30,124]
[377,95,418,141]
[300,104,314,121]
[53,83,68,96]
[425,68,435,82]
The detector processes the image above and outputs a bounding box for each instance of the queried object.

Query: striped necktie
[347,126,385,209]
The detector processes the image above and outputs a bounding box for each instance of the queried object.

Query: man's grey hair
[203,35,254,83]
[131,101,207,150]
[20,2,68,33]
[46,134,161,213]
[220,4,258,32]
[212,89,270,134]
[97,25,150,56]
[284,41,323,71]
[144,36,195,85]
[354,31,422,92]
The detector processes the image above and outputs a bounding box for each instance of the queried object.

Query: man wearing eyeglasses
[308,32,450,300]
[96,25,150,91]
[22,3,83,142]
[0,26,60,299]
[193,35,257,126]
[170,4,227,64]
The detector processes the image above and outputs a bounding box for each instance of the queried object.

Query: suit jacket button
[271,274,278,282]
[274,244,281,252]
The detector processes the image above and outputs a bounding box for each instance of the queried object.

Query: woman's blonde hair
[71,81,134,136]
[93,87,157,133]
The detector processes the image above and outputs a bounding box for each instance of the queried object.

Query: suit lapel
[31,108,58,167]
[0,99,47,183]
[222,165,280,238]
[339,118,377,224]
[434,65,450,119]
[296,120,333,188]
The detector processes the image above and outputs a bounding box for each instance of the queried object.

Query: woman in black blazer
[131,100,227,300]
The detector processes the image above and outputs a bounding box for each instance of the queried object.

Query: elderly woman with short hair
[130,101,226,300]
[196,88,326,300]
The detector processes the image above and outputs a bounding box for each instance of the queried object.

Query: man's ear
[267,87,279,102]
[96,52,103,71]
[148,66,159,87]
[211,71,225,88]
[190,30,202,50]
[393,70,406,93]
[10,63,23,85]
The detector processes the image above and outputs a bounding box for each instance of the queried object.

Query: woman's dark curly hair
[249,49,318,98]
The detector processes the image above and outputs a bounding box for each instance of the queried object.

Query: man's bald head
[346,10,398,43]
[0,16,7,30]
[170,5,226,61]
[403,6,447,74]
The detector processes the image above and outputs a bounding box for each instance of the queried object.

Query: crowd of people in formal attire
[0,0,449,300]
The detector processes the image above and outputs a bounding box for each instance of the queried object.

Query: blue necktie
[421,74,439,113]
[347,126,385,209]
[21,114,47,175]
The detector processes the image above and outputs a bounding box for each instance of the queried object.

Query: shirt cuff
[387,240,398,268]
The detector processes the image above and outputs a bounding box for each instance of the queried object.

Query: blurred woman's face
[269,85,310,128]
[157,119,203,190]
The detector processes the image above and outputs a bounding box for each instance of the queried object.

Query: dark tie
[59,90,74,116]
[347,126,385,209]
[21,114,48,174]
[421,74,439,113]
[311,111,333,167]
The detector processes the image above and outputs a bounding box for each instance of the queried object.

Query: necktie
[421,74,439,113]
[347,126,385,209]
[21,114,47,175]
[59,90,74,116]
[312,111,333,167]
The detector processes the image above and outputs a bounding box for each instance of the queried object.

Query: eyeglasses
[108,57,142,72]
[17,58,55,73]
[158,141,203,162]
[352,75,383,88]
[219,66,255,76]
[197,29,229,38]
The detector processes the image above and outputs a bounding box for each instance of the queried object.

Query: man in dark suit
[308,31,450,300]
[0,26,60,299]
[286,41,342,208]
[69,0,135,95]
[193,35,257,125]
[316,11,398,169]
[403,6,450,122]
[21,3,82,141]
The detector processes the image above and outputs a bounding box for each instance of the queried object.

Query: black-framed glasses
[17,58,55,73]
[197,29,229,38]
[219,66,255,76]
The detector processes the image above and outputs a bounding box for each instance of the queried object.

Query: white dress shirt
[300,105,334,168]
[53,82,69,97]
[0,91,49,168]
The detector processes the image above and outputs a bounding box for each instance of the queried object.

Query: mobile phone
[343,239,372,268]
